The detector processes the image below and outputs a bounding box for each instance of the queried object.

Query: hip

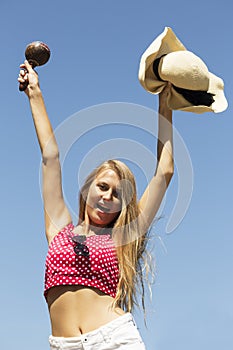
[49,313,146,350]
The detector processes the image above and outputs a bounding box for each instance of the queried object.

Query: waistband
[49,313,137,347]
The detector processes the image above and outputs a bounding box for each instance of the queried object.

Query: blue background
[0,1,232,349]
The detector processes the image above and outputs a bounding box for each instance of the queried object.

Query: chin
[86,205,120,229]
[90,215,118,229]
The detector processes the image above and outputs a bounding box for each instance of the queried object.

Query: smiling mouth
[96,203,111,213]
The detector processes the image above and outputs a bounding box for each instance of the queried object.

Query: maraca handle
[19,81,28,91]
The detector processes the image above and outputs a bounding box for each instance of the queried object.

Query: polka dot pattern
[44,223,119,298]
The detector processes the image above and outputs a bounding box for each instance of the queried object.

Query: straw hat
[138,27,228,113]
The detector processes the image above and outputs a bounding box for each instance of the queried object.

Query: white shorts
[49,313,146,349]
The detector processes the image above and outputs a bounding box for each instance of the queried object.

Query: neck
[79,220,109,236]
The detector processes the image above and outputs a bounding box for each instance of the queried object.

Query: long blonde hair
[78,159,152,313]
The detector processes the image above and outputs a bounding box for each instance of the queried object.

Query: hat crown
[159,51,209,91]
[138,27,228,113]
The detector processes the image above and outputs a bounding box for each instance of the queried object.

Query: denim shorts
[49,313,146,349]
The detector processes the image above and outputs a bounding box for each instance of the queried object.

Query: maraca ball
[25,41,50,67]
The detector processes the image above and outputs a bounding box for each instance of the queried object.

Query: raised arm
[138,82,174,232]
[18,60,71,244]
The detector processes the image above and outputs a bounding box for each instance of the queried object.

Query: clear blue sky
[1,1,232,349]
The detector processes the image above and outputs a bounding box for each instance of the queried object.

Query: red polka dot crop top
[44,223,119,298]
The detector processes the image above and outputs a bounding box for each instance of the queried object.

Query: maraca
[19,41,50,91]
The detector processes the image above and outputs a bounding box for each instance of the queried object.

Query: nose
[102,189,112,201]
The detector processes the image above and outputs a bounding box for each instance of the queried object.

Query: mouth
[95,203,111,213]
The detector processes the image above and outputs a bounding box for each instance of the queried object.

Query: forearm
[155,90,174,181]
[138,91,174,230]
[28,87,59,159]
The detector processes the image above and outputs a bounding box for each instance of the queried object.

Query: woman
[18,59,173,349]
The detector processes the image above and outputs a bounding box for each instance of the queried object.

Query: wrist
[27,85,42,99]
[159,104,172,120]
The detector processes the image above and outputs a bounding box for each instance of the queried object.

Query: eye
[113,188,121,199]
[97,183,109,191]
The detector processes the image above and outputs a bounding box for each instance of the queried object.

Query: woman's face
[85,169,122,227]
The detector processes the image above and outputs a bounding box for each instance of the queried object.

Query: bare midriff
[46,285,125,337]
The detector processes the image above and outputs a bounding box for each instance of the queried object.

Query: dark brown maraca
[19,41,50,91]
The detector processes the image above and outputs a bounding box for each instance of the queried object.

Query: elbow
[42,148,60,165]
[167,159,174,176]
[41,138,60,163]
[163,160,174,185]
[156,158,174,183]
[165,169,174,185]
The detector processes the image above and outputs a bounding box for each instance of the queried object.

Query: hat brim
[138,27,228,114]
[168,73,227,113]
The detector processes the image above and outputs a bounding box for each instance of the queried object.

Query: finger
[18,71,27,80]
[24,59,34,72]
[19,69,28,79]
[18,77,26,83]
[20,69,26,76]
[18,72,27,79]
[164,81,171,90]
[161,82,172,96]
[20,65,26,73]
[19,61,31,73]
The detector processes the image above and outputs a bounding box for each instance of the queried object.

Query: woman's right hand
[18,60,40,97]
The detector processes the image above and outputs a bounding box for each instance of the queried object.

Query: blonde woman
[18,59,173,349]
